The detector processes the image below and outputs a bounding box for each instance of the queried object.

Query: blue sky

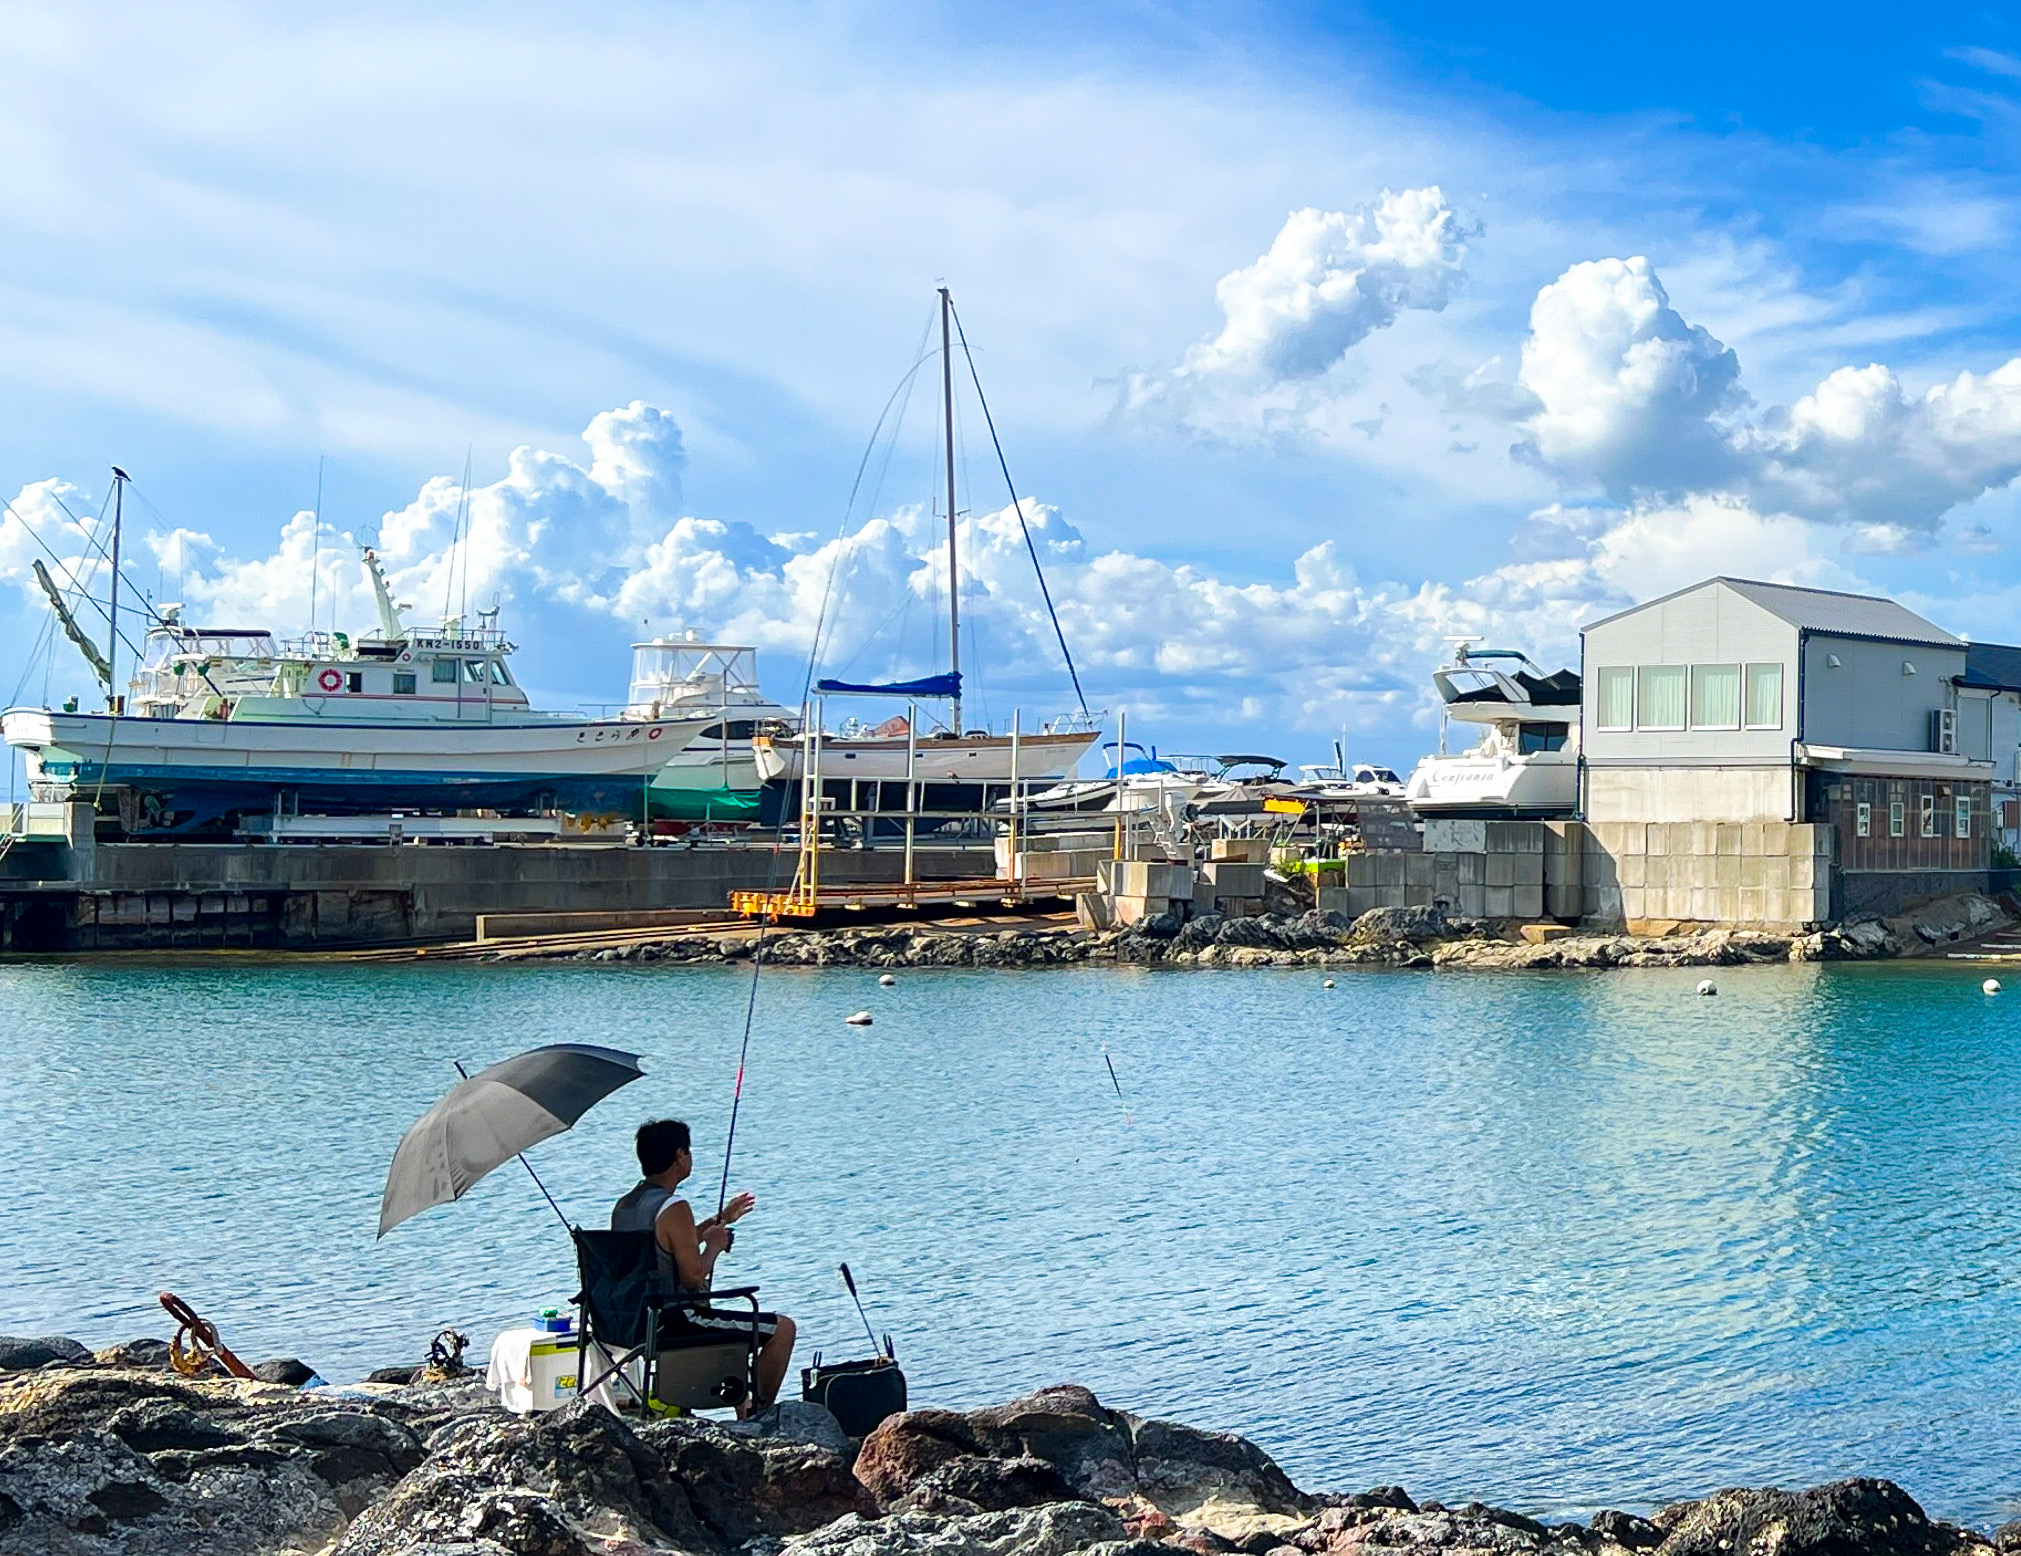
[4,1,2021,776]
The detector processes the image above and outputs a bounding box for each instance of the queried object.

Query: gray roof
[1961,641,2021,692]
[1584,577,1962,647]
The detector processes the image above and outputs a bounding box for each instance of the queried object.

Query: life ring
[648,727,663,740]
[317,668,343,692]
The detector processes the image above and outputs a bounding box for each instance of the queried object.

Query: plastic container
[534,1308,574,1335]
[526,1335,581,1411]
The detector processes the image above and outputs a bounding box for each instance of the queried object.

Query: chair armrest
[651,1284,761,1311]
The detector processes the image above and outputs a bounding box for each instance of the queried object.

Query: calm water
[4,957,2020,1523]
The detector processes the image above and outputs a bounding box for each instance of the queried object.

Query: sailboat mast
[940,286,962,734]
[108,466,127,713]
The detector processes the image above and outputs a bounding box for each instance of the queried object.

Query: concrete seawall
[0,813,993,950]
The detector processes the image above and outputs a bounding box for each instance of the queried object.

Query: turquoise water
[3,958,2020,1523]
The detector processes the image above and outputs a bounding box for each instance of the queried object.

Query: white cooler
[488,1326,635,1414]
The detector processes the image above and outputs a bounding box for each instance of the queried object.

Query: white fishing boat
[3,523,714,828]
[1403,644,1581,818]
[623,634,798,821]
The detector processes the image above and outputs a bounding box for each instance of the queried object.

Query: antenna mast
[939,286,962,735]
[107,467,128,712]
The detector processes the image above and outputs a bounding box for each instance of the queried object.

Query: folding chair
[572,1228,762,1413]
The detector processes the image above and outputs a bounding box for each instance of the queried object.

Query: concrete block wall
[1325,817,1834,931]
[1580,819,1832,930]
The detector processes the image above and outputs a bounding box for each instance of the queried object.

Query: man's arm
[656,1198,731,1288]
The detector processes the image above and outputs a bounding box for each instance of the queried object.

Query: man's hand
[721,1191,758,1225]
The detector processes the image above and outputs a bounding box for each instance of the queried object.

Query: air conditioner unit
[1931,707,1957,755]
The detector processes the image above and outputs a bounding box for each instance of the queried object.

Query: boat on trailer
[4,545,714,830]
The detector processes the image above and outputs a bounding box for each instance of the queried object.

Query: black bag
[802,1353,907,1438]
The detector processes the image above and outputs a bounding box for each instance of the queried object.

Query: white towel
[486,1328,538,1413]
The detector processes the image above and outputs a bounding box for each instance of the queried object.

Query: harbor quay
[0,803,996,950]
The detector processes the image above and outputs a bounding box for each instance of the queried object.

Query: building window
[1744,663,1783,729]
[1890,800,1905,837]
[1920,795,1936,837]
[393,672,416,695]
[1596,667,1635,731]
[1636,665,1686,730]
[1689,663,1741,729]
[431,659,458,683]
[345,671,364,693]
[1957,796,1973,839]
[1856,802,1871,838]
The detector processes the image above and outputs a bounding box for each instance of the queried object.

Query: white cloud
[1512,255,1745,497]
[1119,188,1470,439]
[1,399,1885,758]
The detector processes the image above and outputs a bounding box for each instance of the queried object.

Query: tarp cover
[814,672,961,700]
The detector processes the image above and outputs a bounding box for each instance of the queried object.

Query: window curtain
[1690,664,1741,728]
[1597,667,1635,730]
[1745,663,1783,728]
[1637,666,1686,729]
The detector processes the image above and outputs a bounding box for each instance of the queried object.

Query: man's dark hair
[636,1118,692,1176]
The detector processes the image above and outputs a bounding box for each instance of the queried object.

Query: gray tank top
[610,1181,682,1286]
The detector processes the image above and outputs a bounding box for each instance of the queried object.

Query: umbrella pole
[454,1060,575,1231]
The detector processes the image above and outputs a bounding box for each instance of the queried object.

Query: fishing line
[716,922,767,1219]
[1102,1045,1133,1126]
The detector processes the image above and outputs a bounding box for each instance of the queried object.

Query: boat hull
[3,708,715,817]
[751,729,1100,784]
[1404,752,1577,818]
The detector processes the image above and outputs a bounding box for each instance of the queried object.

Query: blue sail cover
[814,672,961,700]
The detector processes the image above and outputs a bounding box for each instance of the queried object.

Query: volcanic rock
[1651,1479,1982,1556]
[855,1385,1310,1540]
[0,1334,92,1371]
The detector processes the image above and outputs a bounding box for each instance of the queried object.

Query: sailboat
[3,475,716,829]
[752,287,1101,791]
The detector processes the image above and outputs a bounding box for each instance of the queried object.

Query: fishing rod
[1103,1045,1133,1126]
[715,927,768,1234]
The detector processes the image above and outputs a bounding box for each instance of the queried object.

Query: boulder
[0,1367,432,1556]
[334,1399,708,1556]
[93,1339,173,1371]
[783,1500,1141,1556]
[0,1334,92,1371]
[253,1357,320,1387]
[1652,1479,1980,1556]
[855,1385,1309,1539]
[1348,906,1449,945]
[1587,1509,1662,1549]
[638,1409,877,1542]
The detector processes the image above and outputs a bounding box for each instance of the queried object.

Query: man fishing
[611,1117,797,1417]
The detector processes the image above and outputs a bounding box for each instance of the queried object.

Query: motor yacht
[1403,645,1580,818]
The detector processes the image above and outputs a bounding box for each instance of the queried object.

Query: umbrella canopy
[378,1042,645,1237]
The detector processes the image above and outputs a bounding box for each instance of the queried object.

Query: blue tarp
[814,672,962,700]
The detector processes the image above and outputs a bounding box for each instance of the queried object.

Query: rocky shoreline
[535,895,2012,974]
[0,1344,2008,1556]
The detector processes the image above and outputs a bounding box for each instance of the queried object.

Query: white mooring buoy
[1323,979,1336,989]
[879,973,896,987]
[1696,979,1717,997]
[846,1010,874,1026]
[1986,978,2002,996]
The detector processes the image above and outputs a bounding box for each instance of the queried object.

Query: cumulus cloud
[1119,187,1469,439]
[1489,253,2021,541]
[0,400,1889,754]
[1511,256,1746,496]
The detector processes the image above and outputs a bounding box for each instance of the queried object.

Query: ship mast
[940,286,962,735]
[108,466,128,712]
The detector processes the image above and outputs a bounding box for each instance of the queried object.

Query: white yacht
[1404,645,1581,818]
[1291,762,1407,800]
[623,634,798,821]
